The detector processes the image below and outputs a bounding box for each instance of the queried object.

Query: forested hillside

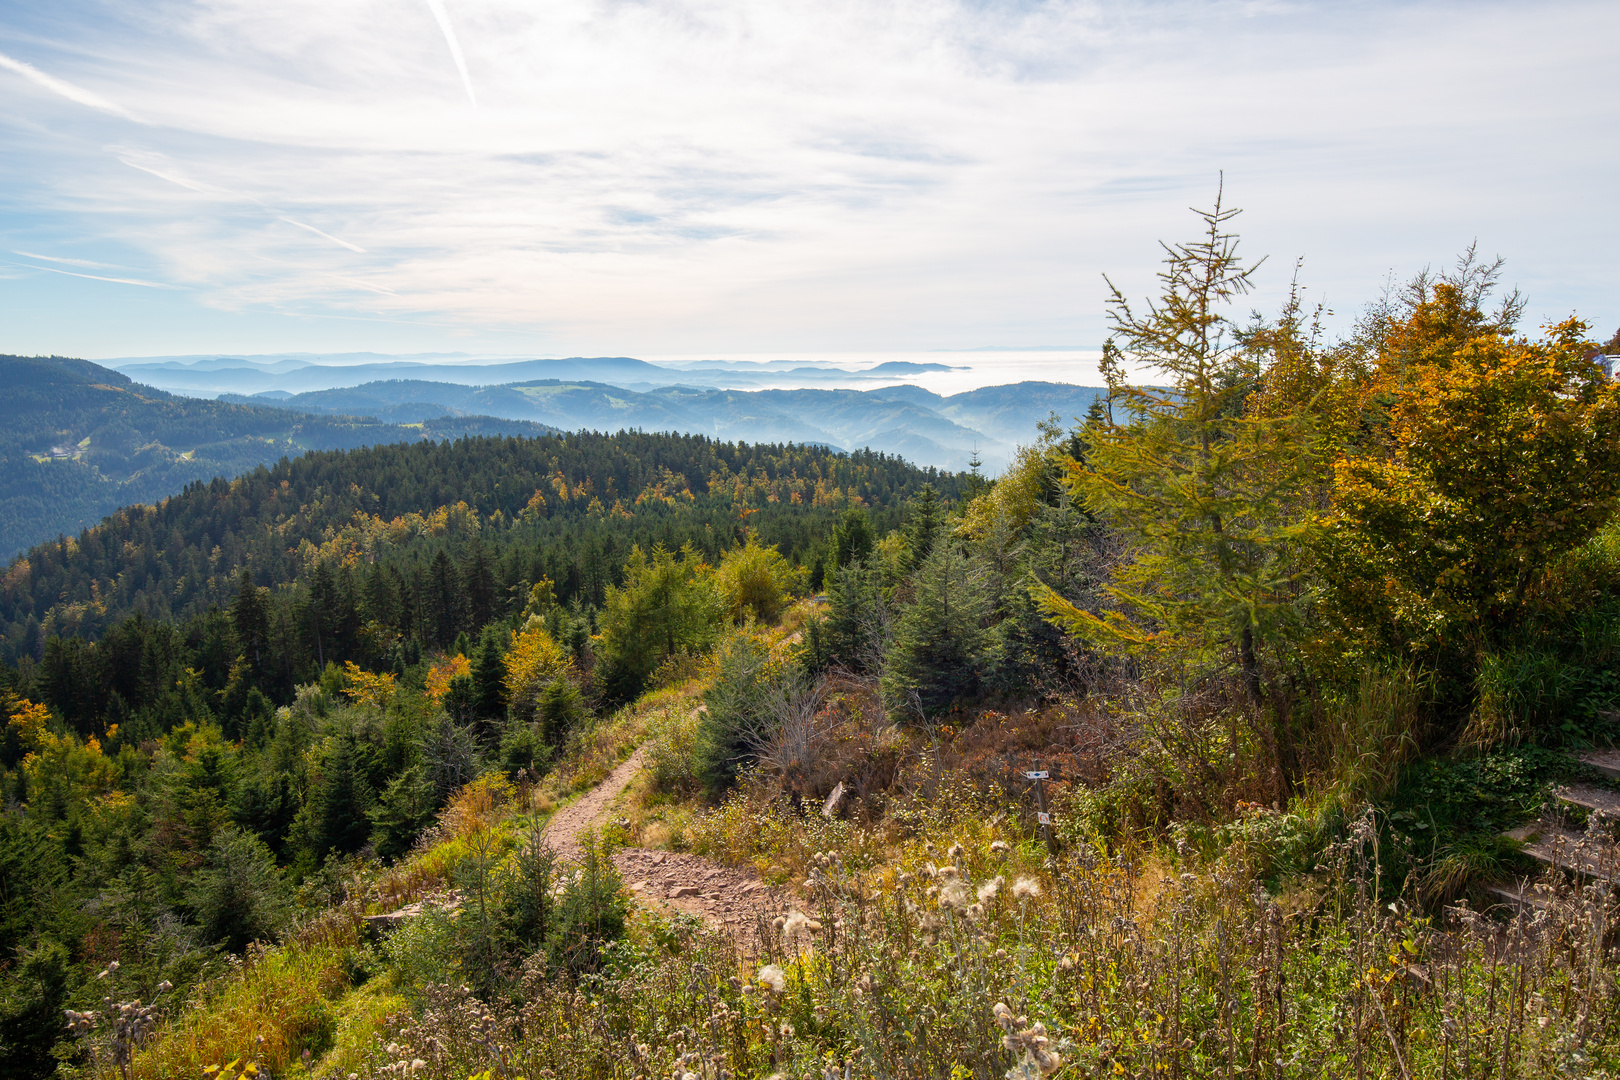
[0,355,558,559]
[2,428,955,675]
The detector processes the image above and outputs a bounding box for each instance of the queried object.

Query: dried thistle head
[783,910,823,949]
[1012,877,1041,900]
[757,964,787,993]
[978,876,1004,902]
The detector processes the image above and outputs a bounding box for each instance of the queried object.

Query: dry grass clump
[129,932,356,1079]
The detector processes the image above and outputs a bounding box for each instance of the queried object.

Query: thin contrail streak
[279,218,367,253]
[326,273,397,295]
[423,0,478,107]
[0,51,141,121]
[12,250,127,270]
[8,261,178,289]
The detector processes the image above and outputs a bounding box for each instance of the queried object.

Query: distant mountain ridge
[220,378,1104,473]
[0,355,558,558]
[107,351,977,397]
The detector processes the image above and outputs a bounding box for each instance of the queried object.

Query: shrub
[714,533,806,625]
[132,935,353,1079]
[882,542,994,718]
[368,765,437,862]
[646,704,704,797]
[185,826,294,952]
[546,832,627,975]
[381,908,458,998]
[694,632,808,798]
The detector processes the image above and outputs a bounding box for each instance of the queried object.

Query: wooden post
[1024,759,1057,856]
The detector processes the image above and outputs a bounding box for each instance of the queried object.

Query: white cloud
[0,0,1615,357]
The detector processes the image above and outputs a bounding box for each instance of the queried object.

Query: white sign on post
[1024,770,1049,780]
[1037,812,1051,825]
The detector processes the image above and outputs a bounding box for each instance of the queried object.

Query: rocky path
[542,741,788,946]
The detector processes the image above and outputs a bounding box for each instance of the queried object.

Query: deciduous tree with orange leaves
[1316,265,1620,671]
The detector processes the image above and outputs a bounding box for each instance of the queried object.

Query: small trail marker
[1003,754,1059,856]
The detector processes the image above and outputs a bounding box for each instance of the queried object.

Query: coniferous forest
[4,203,1620,1080]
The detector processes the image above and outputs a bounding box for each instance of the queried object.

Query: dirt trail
[543,742,789,943]
[542,746,648,854]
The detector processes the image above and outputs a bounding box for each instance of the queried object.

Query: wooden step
[1554,783,1620,818]
[1504,821,1619,880]
[1482,880,1544,913]
[1582,749,1620,782]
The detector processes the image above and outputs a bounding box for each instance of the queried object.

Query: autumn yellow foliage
[341,661,397,709]
[504,620,574,723]
[1319,288,1620,654]
[424,653,471,703]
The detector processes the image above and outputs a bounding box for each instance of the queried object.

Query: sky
[0,0,1616,365]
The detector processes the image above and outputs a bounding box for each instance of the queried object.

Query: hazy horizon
[102,348,1108,397]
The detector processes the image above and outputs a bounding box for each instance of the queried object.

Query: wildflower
[757,964,787,993]
[1012,877,1041,900]
[947,842,965,861]
[978,876,1004,902]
